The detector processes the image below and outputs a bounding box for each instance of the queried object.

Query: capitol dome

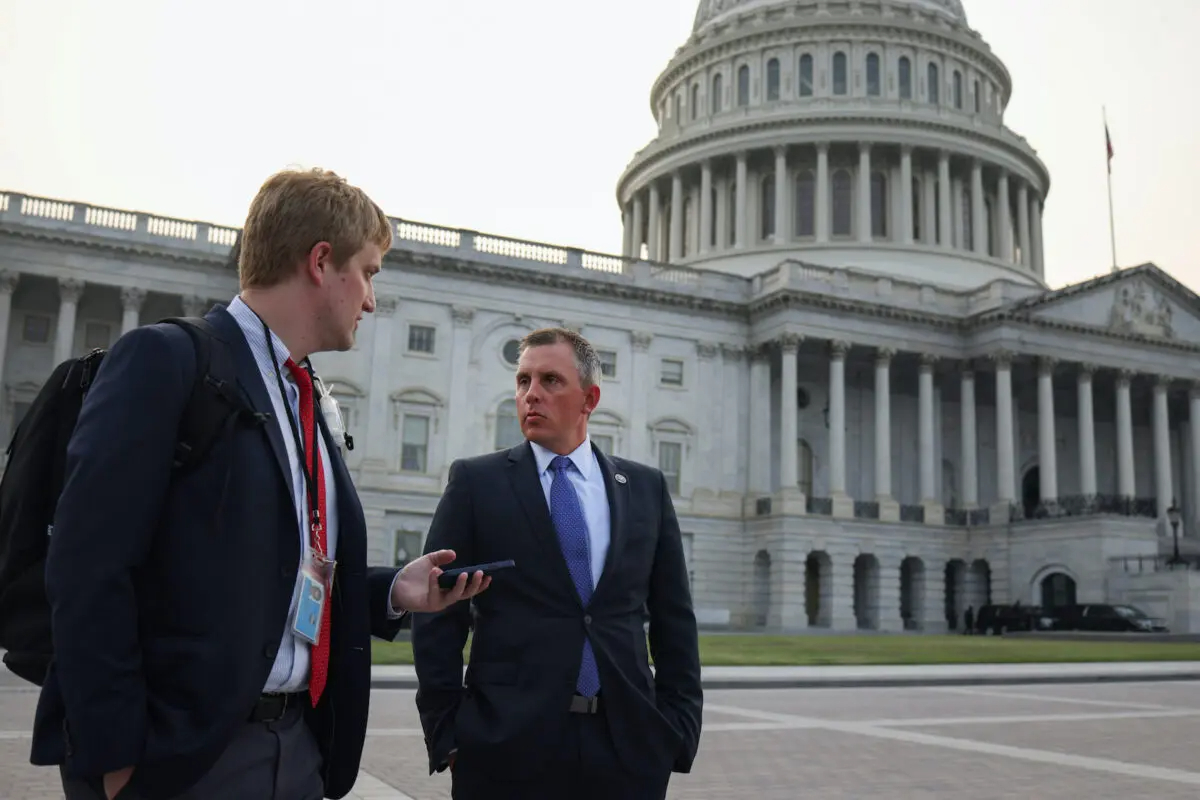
[615,0,1050,290]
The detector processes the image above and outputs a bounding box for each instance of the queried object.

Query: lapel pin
[615,473,627,484]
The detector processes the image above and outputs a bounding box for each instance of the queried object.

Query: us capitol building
[1,0,1197,632]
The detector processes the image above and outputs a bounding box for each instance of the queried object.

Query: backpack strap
[159,316,267,472]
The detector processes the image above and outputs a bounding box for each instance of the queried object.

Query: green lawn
[372,634,1200,667]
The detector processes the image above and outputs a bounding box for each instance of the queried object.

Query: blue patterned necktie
[549,455,601,697]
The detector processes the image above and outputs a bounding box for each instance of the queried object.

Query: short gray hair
[519,327,602,389]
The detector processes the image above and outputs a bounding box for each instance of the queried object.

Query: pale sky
[0,0,1195,293]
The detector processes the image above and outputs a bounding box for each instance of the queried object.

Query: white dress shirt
[529,437,611,587]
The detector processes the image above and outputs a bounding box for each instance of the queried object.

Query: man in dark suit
[29,168,489,800]
[412,327,703,800]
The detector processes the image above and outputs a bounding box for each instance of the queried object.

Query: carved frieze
[1109,280,1174,339]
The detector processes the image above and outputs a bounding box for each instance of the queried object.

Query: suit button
[584,615,592,625]
[264,643,278,659]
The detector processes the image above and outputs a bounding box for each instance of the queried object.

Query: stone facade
[0,0,1194,632]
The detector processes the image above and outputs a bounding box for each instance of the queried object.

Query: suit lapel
[205,307,293,500]
[505,442,580,601]
[591,447,628,601]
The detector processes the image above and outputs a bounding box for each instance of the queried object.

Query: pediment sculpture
[1108,280,1174,339]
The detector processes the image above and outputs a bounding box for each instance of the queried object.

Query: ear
[582,384,600,414]
[305,242,335,286]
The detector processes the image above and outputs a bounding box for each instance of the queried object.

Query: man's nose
[363,287,376,313]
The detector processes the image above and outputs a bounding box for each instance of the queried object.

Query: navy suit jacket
[29,305,404,799]
[411,442,703,781]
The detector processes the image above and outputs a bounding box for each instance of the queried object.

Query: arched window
[898,56,912,99]
[795,170,816,237]
[798,54,814,97]
[690,83,700,120]
[832,52,848,95]
[711,73,724,114]
[866,53,881,96]
[832,169,852,236]
[766,58,780,101]
[911,176,922,242]
[737,65,751,106]
[927,62,940,104]
[760,175,776,240]
[870,171,888,238]
[494,399,523,451]
[953,70,963,109]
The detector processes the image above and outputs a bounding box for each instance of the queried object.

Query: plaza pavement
[5,664,1200,798]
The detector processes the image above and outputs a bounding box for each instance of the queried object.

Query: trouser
[60,693,324,800]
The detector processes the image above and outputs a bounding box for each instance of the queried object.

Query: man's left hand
[391,549,491,614]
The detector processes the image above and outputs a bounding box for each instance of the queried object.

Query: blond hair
[238,168,392,289]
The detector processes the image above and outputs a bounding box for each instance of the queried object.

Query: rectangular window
[407,325,436,354]
[394,530,424,567]
[598,350,617,379]
[592,434,613,454]
[400,414,429,472]
[23,314,50,344]
[659,441,682,495]
[660,359,684,386]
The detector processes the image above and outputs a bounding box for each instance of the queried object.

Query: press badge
[291,552,336,646]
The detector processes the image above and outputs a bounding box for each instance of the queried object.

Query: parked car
[974,603,1053,634]
[1051,604,1169,633]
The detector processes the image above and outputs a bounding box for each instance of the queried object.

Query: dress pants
[60,695,324,800]
[451,702,671,800]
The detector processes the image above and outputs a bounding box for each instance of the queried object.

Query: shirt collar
[228,294,293,373]
[530,437,594,480]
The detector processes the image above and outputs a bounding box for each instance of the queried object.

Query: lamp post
[1167,501,1184,567]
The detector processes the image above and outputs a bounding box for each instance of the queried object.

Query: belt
[249,692,307,723]
[569,694,600,714]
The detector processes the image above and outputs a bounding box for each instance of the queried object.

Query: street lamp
[1167,501,1184,566]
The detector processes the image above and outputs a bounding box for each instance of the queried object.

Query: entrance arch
[1040,571,1077,610]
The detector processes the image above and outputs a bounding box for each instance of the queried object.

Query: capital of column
[830,340,851,359]
[1117,368,1135,388]
[876,346,896,365]
[451,305,476,326]
[919,352,939,370]
[121,286,146,312]
[697,342,719,360]
[989,349,1014,369]
[1038,356,1058,376]
[720,342,745,361]
[777,332,802,353]
[748,343,771,363]
[1155,374,1174,390]
[900,144,913,157]
[815,141,830,155]
[375,294,399,315]
[631,332,653,352]
[58,277,84,304]
[1078,362,1098,379]
[773,144,788,158]
[857,141,873,154]
[0,270,18,294]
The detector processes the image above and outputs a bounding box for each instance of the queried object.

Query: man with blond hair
[29,168,489,799]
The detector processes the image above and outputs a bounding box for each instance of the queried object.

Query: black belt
[249,692,307,723]
[569,694,600,714]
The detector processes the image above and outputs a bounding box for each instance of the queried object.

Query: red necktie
[285,358,331,706]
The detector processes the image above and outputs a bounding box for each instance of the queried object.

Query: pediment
[1013,267,1200,343]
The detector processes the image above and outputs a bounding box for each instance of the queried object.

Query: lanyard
[258,317,324,553]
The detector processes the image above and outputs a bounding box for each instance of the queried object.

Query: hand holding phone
[437,559,516,590]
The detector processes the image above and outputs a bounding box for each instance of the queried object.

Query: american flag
[1105,123,1114,172]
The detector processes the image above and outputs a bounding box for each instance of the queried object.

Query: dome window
[866,53,881,97]
[832,52,848,96]
[798,54,814,97]
[766,58,780,101]
[899,56,912,99]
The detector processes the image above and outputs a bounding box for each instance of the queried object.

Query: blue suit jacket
[29,305,404,799]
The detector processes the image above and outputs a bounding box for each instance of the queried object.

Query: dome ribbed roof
[692,0,969,32]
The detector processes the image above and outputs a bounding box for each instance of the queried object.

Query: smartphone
[437,559,516,589]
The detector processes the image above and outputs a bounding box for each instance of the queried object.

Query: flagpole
[1104,106,1117,273]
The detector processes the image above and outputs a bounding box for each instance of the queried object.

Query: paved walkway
[373,660,1200,689]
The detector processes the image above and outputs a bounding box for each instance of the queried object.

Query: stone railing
[1110,554,1200,573]
[0,190,749,301]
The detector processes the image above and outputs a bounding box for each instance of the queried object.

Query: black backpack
[0,317,262,685]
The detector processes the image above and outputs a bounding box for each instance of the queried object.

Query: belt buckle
[260,692,290,723]
[570,695,599,714]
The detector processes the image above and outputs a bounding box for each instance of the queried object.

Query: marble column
[961,368,978,508]
[699,161,713,255]
[647,184,662,261]
[735,152,748,249]
[774,146,789,245]
[1037,357,1058,507]
[919,354,942,521]
[921,169,937,245]
[748,345,771,498]
[721,344,744,494]
[1031,196,1045,275]
[829,340,852,517]
[992,351,1016,515]
[445,306,475,466]
[875,347,898,521]
[857,143,873,243]
[362,294,398,474]
[622,207,633,259]
[778,334,804,512]
[630,195,644,260]
[815,143,830,244]
[669,172,684,262]
[997,171,1013,263]
[1153,375,1173,523]
[1077,364,1097,498]
[937,151,953,249]
[900,146,914,245]
[1017,183,1031,268]
[629,332,653,461]
[1116,370,1136,498]
[0,272,17,388]
[121,287,146,335]
[970,160,986,256]
[54,278,84,365]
